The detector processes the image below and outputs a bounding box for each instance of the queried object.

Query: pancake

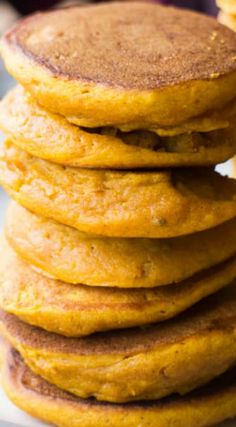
[1,236,236,337]
[2,4,236,130]
[1,284,236,402]
[234,157,236,178]
[219,11,236,32]
[5,348,236,427]
[1,141,236,238]
[2,347,236,427]
[217,0,236,14]
[0,87,236,169]
[6,202,236,288]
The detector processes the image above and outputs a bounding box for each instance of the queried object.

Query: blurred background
[0,0,226,224]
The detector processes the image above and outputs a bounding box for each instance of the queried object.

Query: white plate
[0,387,49,427]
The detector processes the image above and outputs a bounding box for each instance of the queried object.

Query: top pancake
[217,0,236,15]
[2,3,236,128]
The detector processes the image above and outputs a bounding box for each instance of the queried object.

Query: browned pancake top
[1,284,236,356]
[4,2,236,90]
[7,347,236,409]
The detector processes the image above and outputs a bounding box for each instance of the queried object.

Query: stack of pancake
[0,3,236,426]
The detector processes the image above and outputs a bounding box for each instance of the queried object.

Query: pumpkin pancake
[1,236,236,337]
[219,11,236,32]
[233,157,236,178]
[1,141,236,238]
[6,203,236,288]
[217,0,236,14]
[2,347,236,427]
[1,284,236,402]
[0,87,236,169]
[2,3,236,131]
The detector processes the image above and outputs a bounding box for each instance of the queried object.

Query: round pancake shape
[0,87,236,169]
[6,203,236,288]
[219,11,236,32]
[1,236,236,337]
[0,336,6,369]
[2,4,236,130]
[2,347,236,427]
[1,284,236,402]
[1,141,236,238]
[217,0,236,14]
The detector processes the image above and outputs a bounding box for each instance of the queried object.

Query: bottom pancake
[218,11,236,31]
[1,236,236,336]
[1,283,236,403]
[2,345,236,427]
[6,202,236,288]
